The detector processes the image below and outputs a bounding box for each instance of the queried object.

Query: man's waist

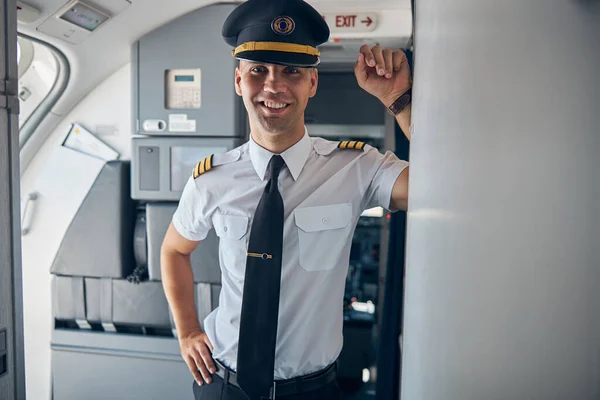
[206,315,344,380]
[214,358,338,398]
[215,356,340,380]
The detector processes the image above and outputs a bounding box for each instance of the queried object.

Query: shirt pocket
[213,213,249,277]
[294,203,353,271]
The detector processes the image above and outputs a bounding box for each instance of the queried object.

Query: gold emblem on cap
[272,16,295,35]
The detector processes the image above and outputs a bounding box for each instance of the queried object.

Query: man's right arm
[161,222,216,385]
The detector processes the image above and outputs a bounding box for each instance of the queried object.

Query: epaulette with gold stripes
[193,155,214,179]
[338,141,366,150]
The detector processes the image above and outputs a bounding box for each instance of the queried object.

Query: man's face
[235,61,318,134]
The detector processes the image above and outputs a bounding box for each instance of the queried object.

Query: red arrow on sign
[361,16,373,27]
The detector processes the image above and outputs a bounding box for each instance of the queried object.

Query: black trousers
[192,373,345,400]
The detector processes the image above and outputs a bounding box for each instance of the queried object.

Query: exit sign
[322,12,378,33]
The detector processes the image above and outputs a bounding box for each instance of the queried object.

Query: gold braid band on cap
[233,41,320,57]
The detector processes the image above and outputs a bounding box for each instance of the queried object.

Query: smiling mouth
[259,100,291,114]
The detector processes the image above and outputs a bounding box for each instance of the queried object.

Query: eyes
[250,66,300,75]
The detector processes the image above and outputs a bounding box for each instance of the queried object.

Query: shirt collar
[249,127,312,181]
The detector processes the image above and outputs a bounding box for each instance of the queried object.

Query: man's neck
[250,124,305,154]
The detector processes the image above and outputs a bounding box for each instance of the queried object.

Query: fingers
[182,338,216,387]
[383,48,394,78]
[204,335,215,354]
[371,45,386,77]
[199,342,217,376]
[359,45,405,79]
[192,351,213,385]
[359,44,376,67]
[393,50,408,72]
[183,354,206,386]
[354,51,369,88]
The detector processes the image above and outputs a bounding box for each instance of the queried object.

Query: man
[160,0,411,398]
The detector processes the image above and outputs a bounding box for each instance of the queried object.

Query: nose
[263,69,287,95]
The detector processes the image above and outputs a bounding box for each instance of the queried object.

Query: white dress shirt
[172,128,408,379]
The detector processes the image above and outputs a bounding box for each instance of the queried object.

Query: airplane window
[17,36,59,131]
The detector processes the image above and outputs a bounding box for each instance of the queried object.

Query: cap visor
[235,50,319,67]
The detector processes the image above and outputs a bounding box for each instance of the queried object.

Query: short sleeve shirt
[173,128,408,379]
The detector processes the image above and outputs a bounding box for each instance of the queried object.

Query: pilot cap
[222,0,330,67]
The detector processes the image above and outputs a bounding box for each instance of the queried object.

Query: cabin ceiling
[16,0,410,115]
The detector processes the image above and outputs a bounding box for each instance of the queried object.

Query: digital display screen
[171,146,228,191]
[175,75,195,82]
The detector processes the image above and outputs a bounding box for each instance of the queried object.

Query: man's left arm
[390,166,409,211]
[354,45,412,210]
[389,105,411,211]
[390,102,411,141]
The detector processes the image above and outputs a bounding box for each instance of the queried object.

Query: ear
[308,68,318,98]
[234,67,242,96]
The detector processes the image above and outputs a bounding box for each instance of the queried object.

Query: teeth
[264,101,288,109]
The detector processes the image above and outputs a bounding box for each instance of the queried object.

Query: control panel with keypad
[165,69,201,109]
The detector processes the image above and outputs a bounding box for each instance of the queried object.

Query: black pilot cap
[222,0,330,67]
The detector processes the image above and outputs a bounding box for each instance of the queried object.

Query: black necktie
[237,155,286,400]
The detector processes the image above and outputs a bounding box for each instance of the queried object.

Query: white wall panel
[402,1,600,398]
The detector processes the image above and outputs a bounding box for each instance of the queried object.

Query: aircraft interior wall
[402,0,600,398]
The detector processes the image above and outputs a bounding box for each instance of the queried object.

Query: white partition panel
[402,0,600,399]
